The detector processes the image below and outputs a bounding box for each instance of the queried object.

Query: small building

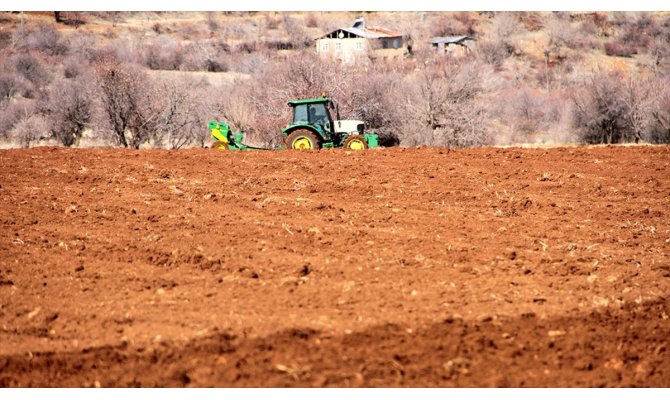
[431,36,476,57]
[316,19,405,64]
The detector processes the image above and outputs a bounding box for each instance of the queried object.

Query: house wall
[316,37,405,64]
[316,37,369,64]
[369,47,405,62]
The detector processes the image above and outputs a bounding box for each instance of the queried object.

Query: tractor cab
[288,97,336,140]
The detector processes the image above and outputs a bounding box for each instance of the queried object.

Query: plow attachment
[208,121,282,151]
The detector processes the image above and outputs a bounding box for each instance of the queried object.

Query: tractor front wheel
[286,129,321,150]
[343,135,368,150]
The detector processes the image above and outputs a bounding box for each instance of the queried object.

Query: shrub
[95,59,154,148]
[142,37,183,70]
[206,12,219,31]
[305,13,319,28]
[453,11,478,36]
[13,53,50,89]
[604,41,637,57]
[45,77,93,147]
[265,14,280,30]
[398,59,493,147]
[26,23,67,56]
[150,76,214,149]
[179,42,229,72]
[520,12,544,32]
[0,73,21,102]
[283,14,309,49]
[0,100,38,140]
[348,69,402,146]
[478,39,515,68]
[650,37,670,67]
[479,12,521,68]
[431,15,468,37]
[0,31,12,50]
[10,113,49,148]
[67,32,97,62]
[152,23,163,34]
[236,41,258,54]
[647,76,670,143]
[620,13,660,50]
[571,71,637,144]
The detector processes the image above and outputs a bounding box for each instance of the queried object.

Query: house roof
[430,36,475,45]
[318,26,403,40]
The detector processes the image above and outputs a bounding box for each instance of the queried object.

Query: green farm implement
[209,96,379,151]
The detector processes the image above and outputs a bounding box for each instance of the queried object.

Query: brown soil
[0,146,669,387]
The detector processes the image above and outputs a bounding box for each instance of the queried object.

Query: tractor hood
[334,120,365,135]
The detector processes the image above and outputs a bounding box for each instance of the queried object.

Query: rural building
[316,19,405,64]
[430,36,476,57]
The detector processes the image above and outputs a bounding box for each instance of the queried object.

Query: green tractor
[209,96,379,150]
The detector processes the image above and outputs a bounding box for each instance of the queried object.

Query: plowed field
[0,145,669,387]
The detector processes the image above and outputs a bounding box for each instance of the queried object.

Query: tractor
[209,96,379,150]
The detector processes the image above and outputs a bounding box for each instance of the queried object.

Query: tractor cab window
[308,103,329,127]
[291,102,332,132]
[292,104,308,124]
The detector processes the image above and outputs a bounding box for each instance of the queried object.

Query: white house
[316,19,405,64]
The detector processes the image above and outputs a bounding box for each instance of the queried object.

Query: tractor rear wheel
[211,140,228,150]
[286,129,320,150]
[343,135,368,150]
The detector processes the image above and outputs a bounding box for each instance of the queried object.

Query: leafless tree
[620,75,654,143]
[400,59,492,147]
[151,76,211,149]
[12,53,50,90]
[647,75,670,143]
[95,59,158,148]
[349,69,403,145]
[10,113,48,148]
[0,73,21,104]
[26,23,67,56]
[479,12,524,68]
[44,77,93,147]
[283,13,309,49]
[571,71,629,144]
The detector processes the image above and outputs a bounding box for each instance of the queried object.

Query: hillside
[0,11,669,148]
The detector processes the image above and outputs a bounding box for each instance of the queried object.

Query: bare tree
[12,53,50,90]
[26,23,67,56]
[10,113,48,148]
[647,75,670,143]
[45,77,93,147]
[95,59,157,148]
[0,73,21,104]
[479,12,520,68]
[400,60,492,147]
[349,69,402,146]
[571,71,629,144]
[151,76,211,149]
[620,75,653,143]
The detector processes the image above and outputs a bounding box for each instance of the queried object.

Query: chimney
[353,18,365,28]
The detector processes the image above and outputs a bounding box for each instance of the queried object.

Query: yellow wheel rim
[293,137,313,149]
[347,138,366,150]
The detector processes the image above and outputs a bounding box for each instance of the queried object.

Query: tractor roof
[288,97,329,106]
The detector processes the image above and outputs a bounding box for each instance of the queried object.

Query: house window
[393,39,401,48]
[336,42,342,51]
[356,42,362,50]
[322,43,328,51]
